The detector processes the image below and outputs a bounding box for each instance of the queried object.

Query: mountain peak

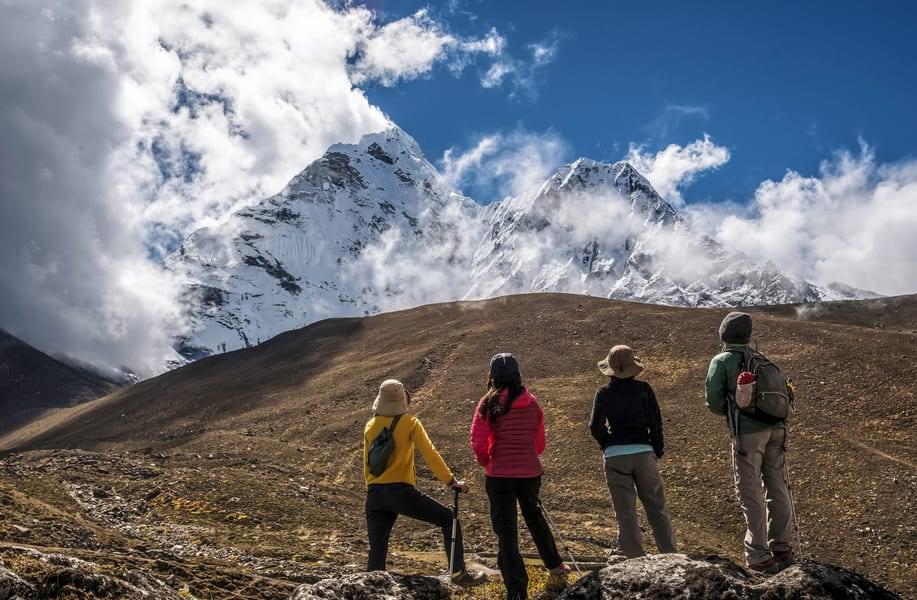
[326,125,425,165]
[169,122,876,366]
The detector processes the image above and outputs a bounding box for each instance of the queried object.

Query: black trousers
[365,483,464,572]
[486,476,563,600]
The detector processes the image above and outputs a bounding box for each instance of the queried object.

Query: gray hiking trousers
[732,427,793,564]
[603,452,677,558]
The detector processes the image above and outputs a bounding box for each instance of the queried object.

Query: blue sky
[2,1,916,371]
[361,0,917,203]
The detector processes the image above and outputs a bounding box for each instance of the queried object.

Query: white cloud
[626,135,731,204]
[441,129,569,200]
[0,1,182,376]
[709,144,917,296]
[0,0,511,375]
[477,31,562,99]
[350,11,505,86]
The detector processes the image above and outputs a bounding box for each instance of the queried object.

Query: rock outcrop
[290,571,450,600]
[0,547,187,600]
[0,559,35,600]
[557,553,900,600]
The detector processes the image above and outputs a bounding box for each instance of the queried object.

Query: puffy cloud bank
[1,1,914,376]
[0,0,521,374]
[714,145,917,296]
[444,131,917,298]
[626,135,731,205]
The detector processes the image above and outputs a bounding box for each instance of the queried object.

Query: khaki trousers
[603,452,677,558]
[732,427,793,564]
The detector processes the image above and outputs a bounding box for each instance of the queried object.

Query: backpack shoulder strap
[725,347,750,371]
[389,414,403,433]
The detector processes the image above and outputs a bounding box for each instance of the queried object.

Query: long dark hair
[479,373,525,422]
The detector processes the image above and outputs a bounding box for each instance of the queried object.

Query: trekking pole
[538,500,583,575]
[784,450,804,557]
[448,487,460,577]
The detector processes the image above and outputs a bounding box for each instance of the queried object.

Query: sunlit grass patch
[458,564,574,599]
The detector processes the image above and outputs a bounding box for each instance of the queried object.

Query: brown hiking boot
[747,558,778,574]
[772,550,796,570]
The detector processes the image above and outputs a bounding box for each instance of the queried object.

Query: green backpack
[732,348,795,424]
[367,415,403,477]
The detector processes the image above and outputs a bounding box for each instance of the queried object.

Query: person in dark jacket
[470,353,569,600]
[589,345,677,558]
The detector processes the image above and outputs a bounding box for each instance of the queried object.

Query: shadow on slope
[0,329,121,437]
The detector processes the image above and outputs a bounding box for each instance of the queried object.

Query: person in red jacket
[470,353,569,600]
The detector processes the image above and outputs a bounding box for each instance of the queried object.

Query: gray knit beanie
[719,312,753,344]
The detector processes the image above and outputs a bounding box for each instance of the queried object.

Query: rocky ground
[1,294,914,598]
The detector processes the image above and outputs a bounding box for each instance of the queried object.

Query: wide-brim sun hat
[598,345,644,379]
[372,379,408,416]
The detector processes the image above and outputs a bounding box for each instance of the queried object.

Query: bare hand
[450,479,469,493]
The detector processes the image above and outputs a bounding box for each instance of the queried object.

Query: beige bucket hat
[598,345,644,379]
[372,379,409,416]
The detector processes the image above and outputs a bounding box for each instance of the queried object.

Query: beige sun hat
[372,379,409,416]
[597,345,645,379]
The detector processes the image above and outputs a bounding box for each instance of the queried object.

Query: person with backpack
[589,345,677,559]
[470,353,570,600]
[705,312,796,573]
[364,379,484,586]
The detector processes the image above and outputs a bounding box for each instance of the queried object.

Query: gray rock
[0,563,35,600]
[557,553,900,600]
[290,571,450,600]
[0,547,188,600]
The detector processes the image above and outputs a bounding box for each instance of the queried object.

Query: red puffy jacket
[470,388,546,478]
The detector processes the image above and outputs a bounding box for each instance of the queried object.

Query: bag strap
[724,350,745,440]
[388,414,403,434]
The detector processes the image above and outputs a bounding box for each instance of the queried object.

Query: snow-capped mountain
[167,127,480,361]
[167,126,877,363]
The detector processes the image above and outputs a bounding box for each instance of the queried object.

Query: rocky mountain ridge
[168,126,876,363]
[0,328,121,434]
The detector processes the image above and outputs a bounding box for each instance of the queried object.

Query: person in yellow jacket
[364,379,484,586]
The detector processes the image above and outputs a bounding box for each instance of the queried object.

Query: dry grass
[459,564,574,600]
[1,293,915,597]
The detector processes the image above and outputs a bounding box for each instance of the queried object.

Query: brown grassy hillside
[1,294,914,598]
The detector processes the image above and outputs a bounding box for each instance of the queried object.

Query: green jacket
[705,343,786,434]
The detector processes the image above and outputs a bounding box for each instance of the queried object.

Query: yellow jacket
[363,414,453,486]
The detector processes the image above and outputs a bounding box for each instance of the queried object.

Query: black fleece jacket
[589,377,665,458]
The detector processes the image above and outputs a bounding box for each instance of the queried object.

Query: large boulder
[557,554,900,600]
[1,561,35,600]
[0,548,186,600]
[290,571,450,600]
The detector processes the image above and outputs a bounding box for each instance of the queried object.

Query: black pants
[486,476,563,600]
[366,483,463,572]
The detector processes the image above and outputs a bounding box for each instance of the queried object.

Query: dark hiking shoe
[772,550,796,570]
[747,558,779,574]
[549,563,571,577]
[450,569,487,587]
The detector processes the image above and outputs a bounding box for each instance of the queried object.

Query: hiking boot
[747,558,778,574]
[450,569,486,588]
[772,550,796,571]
